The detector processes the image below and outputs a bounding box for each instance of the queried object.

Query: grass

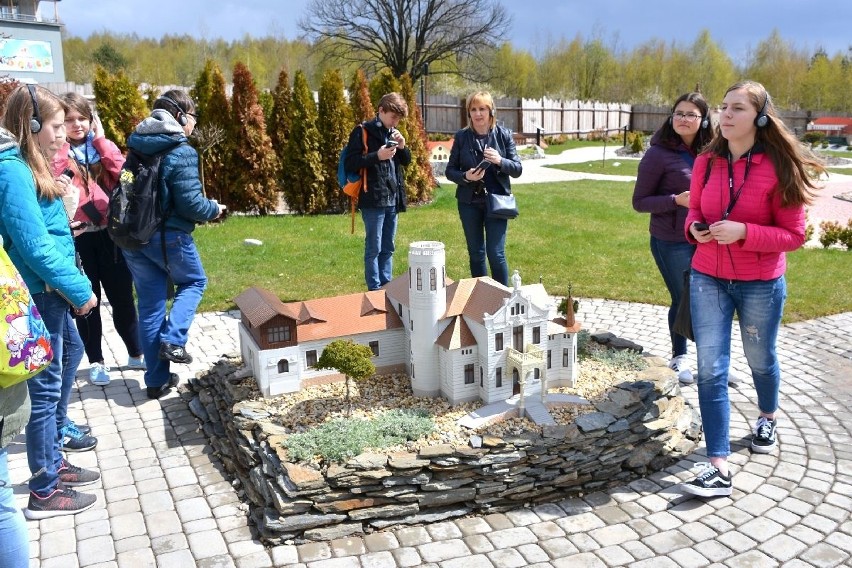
[542,139,609,155]
[547,159,640,176]
[194,179,852,322]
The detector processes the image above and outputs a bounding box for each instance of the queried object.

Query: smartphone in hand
[385,140,399,148]
[693,222,710,232]
[474,159,491,173]
[63,168,75,179]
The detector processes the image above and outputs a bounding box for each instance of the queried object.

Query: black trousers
[73,229,142,364]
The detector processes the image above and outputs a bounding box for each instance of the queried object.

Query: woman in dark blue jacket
[446,91,522,286]
[632,92,712,384]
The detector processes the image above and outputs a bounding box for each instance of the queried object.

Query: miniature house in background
[234,241,581,403]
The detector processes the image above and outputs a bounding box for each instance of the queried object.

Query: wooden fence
[39,81,842,141]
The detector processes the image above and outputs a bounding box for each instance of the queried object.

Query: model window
[306,350,317,368]
[277,359,289,373]
[563,348,570,367]
[430,267,437,291]
[533,326,540,344]
[547,350,552,369]
[496,367,503,387]
[416,267,422,290]
[513,325,523,350]
[495,333,503,351]
[369,340,379,357]
[464,364,474,384]
[479,367,483,386]
[534,368,540,380]
[267,325,290,343]
[398,302,402,316]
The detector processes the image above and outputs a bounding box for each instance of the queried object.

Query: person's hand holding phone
[378,141,397,161]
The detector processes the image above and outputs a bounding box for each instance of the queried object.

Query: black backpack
[108,144,181,250]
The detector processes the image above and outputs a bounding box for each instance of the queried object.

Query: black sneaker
[146,373,180,400]
[751,416,777,454]
[681,463,732,497]
[57,459,100,487]
[60,422,98,452]
[158,342,193,364]
[25,486,97,519]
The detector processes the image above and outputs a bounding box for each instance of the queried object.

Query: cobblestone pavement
[8,297,851,568]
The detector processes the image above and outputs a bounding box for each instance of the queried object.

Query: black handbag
[485,191,519,219]
[672,270,694,342]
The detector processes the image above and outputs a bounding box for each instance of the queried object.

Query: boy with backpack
[343,92,410,291]
[121,90,225,399]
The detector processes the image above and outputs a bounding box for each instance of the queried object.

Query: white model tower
[407,241,446,397]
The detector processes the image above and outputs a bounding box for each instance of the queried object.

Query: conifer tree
[269,69,293,169]
[92,66,147,150]
[348,69,373,123]
[369,69,401,108]
[317,69,352,213]
[191,60,234,204]
[281,70,325,214]
[231,62,280,214]
[399,74,436,204]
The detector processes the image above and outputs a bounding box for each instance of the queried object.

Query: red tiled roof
[284,290,403,341]
[436,315,477,349]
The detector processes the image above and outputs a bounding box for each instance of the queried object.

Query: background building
[0,0,65,83]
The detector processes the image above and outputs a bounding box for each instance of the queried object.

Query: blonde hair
[704,80,825,207]
[466,91,496,129]
[1,85,67,200]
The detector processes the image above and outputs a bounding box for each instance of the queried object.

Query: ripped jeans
[690,270,786,458]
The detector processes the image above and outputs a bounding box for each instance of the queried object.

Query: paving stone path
[9,297,851,567]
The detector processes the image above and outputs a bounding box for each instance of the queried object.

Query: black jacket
[344,118,411,210]
[446,124,523,203]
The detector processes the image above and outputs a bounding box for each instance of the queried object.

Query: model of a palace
[235,241,580,404]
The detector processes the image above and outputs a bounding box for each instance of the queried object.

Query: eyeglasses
[186,112,198,122]
[673,112,702,122]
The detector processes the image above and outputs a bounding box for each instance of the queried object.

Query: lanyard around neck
[724,148,753,220]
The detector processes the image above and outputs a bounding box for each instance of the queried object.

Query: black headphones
[27,84,42,133]
[157,95,188,126]
[754,93,770,128]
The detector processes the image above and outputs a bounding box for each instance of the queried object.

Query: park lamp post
[420,62,429,132]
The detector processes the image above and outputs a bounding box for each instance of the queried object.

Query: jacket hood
[0,127,19,154]
[127,109,187,155]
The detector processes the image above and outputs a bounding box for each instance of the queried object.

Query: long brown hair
[1,85,67,200]
[704,81,824,207]
[61,91,105,188]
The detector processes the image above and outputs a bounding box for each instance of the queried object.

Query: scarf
[69,132,101,165]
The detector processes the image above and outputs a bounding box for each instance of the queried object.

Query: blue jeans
[458,201,508,286]
[59,314,84,430]
[27,291,80,495]
[0,449,28,568]
[361,207,398,290]
[123,230,207,388]
[649,237,695,357]
[691,270,786,458]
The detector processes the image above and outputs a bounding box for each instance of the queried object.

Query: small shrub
[803,131,826,146]
[284,408,434,463]
[427,132,453,142]
[838,219,852,250]
[629,132,644,154]
[545,134,568,145]
[819,220,842,248]
[586,346,648,372]
[805,223,814,243]
[847,145,852,152]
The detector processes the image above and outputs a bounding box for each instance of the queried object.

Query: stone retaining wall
[187,351,701,543]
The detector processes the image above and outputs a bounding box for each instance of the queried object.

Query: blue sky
[58,0,850,64]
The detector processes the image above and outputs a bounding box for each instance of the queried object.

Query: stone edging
[186,341,700,543]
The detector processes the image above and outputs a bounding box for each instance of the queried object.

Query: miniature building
[235,241,581,402]
[425,140,453,161]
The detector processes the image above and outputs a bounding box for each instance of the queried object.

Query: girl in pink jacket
[51,93,145,395]
[681,81,824,498]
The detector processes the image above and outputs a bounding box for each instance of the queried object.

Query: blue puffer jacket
[126,110,219,234]
[0,129,93,308]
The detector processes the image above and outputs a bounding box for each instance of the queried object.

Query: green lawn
[194,179,852,322]
[546,159,640,177]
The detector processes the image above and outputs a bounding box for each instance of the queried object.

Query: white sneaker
[669,356,694,384]
[88,363,111,386]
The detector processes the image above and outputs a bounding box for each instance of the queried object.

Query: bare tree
[299,0,511,81]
